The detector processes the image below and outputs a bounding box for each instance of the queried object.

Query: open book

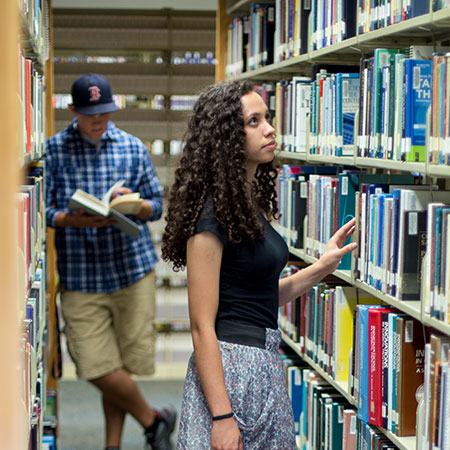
[68,180,143,238]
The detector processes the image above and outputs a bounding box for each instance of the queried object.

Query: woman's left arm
[278,218,357,306]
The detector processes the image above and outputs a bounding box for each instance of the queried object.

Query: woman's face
[241,91,276,174]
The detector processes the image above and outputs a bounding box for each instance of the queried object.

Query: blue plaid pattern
[44,119,163,292]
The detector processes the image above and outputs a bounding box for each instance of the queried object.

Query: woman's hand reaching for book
[279,218,357,306]
[319,217,357,275]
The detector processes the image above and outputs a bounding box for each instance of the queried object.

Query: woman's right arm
[187,231,243,450]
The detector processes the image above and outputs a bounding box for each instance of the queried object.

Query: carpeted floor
[57,379,185,450]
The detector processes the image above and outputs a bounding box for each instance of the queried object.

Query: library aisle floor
[57,287,191,450]
[58,377,185,450]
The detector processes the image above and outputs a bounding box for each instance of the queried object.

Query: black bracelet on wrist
[212,412,234,421]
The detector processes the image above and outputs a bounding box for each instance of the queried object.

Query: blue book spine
[402,59,412,162]
[289,366,303,435]
[439,60,445,164]
[331,75,336,156]
[408,0,430,18]
[301,369,309,449]
[376,194,385,291]
[338,172,358,270]
[289,0,294,58]
[342,74,360,156]
[391,315,399,433]
[370,0,376,30]
[357,305,370,423]
[369,194,376,287]
[433,207,450,318]
[336,73,343,156]
[316,79,321,153]
[26,303,34,347]
[369,57,376,158]
[406,59,432,162]
[322,0,326,48]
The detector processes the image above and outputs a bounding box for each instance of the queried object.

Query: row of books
[280,346,402,448]
[277,166,450,321]
[278,282,444,443]
[43,389,57,450]
[274,0,309,63]
[309,0,357,51]
[425,201,450,322]
[256,46,450,164]
[22,268,49,449]
[19,54,46,158]
[19,167,45,297]
[226,16,248,77]
[53,50,216,66]
[279,278,380,385]
[355,185,450,307]
[421,333,450,450]
[53,93,198,111]
[357,0,428,34]
[53,93,158,110]
[20,0,48,60]
[149,139,184,156]
[430,52,450,165]
[225,0,432,76]
[19,2,55,448]
[351,305,425,436]
[433,0,450,10]
[279,279,425,437]
[20,164,48,448]
[247,3,275,71]
[310,70,360,157]
[357,47,436,162]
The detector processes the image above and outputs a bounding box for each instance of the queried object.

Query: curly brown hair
[161,80,279,271]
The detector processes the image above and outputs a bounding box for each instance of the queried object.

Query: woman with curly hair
[162,80,356,450]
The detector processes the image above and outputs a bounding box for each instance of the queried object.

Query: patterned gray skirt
[176,328,296,449]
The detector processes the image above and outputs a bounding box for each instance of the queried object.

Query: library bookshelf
[219,1,450,449]
[1,0,56,449]
[0,1,23,448]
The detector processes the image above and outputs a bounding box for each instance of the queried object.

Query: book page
[110,193,141,215]
[70,190,109,216]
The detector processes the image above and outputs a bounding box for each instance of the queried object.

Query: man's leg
[110,272,177,450]
[101,394,126,447]
[60,289,133,448]
[90,368,155,430]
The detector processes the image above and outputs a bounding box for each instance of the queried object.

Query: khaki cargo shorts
[60,271,156,380]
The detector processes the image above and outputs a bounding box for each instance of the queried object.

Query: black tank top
[195,198,289,329]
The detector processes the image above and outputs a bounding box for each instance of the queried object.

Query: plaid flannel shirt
[44,119,163,292]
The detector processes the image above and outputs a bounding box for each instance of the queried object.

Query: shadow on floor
[57,379,185,450]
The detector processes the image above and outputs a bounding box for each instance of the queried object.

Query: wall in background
[53,0,216,10]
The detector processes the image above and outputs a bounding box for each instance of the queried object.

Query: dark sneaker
[145,406,177,450]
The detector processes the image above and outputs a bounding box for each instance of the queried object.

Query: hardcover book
[403,59,432,162]
[68,179,142,239]
[395,317,427,436]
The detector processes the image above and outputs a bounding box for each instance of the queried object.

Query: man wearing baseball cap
[44,73,176,450]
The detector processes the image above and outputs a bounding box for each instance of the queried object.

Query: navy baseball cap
[71,73,119,115]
